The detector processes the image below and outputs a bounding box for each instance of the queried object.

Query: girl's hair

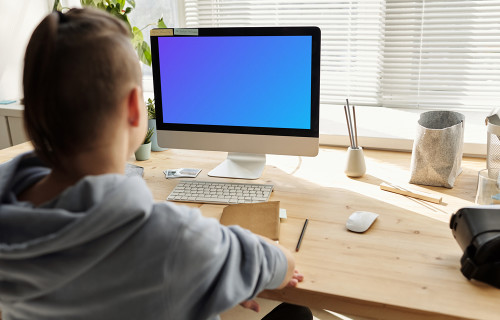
[23,8,142,167]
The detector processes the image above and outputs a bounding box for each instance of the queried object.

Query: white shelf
[0,103,27,149]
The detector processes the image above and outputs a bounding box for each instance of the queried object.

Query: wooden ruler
[380,182,442,204]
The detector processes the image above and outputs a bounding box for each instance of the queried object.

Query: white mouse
[346,211,379,233]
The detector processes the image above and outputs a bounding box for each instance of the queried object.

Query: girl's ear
[127,86,143,127]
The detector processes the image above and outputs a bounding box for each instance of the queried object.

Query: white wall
[0,1,50,101]
[0,0,178,102]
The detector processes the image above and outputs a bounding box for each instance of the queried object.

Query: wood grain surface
[1,142,495,320]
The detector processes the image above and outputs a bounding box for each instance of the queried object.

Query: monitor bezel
[150,26,320,138]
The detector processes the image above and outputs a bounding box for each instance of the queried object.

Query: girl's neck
[19,142,128,206]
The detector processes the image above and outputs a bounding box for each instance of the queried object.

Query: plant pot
[148,119,167,152]
[135,142,152,161]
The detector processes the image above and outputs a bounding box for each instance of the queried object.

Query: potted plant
[53,0,167,67]
[146,98,167,151]
[134,128,154,161]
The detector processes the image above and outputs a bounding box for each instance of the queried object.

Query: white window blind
[383,0,500,110]
[183,0,386,107]
[182,1,500,111]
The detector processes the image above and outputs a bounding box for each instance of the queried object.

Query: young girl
[0,8,309,320]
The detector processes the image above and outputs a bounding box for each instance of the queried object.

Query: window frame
[165,0,495,157]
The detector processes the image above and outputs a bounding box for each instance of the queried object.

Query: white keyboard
[167,180,274,204]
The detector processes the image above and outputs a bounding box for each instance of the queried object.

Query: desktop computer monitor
[150,27,320,179]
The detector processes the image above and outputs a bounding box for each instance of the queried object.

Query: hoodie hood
[0,152,153,302]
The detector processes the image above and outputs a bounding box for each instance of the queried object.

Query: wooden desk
[1,143,497,320]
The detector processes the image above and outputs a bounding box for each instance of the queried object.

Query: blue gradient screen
[157,36,312,129]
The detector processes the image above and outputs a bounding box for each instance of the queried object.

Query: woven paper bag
[409,111,465,188]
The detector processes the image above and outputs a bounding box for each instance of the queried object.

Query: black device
[450,206,500,288]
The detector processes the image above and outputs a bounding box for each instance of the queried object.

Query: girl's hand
[240,299,260,312]
[287,269,304,287]
[239,270,304,312]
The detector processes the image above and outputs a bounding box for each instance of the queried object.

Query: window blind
[183,0,386,107]
[382,0,500,110]
[182,0,500,111]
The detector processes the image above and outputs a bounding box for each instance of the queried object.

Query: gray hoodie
[0,152,287,320]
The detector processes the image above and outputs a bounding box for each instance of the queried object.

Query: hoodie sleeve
[156,202,287,320]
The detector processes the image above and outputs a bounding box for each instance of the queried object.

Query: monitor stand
[208,152,266,180]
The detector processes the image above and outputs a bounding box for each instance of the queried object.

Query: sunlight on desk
[267,147,481,223]
[2,142,498,320]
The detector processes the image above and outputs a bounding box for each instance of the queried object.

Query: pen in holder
[345,146,366,177]
[344,99,366,177]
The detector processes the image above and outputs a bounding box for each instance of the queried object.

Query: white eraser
[279,208,287,220]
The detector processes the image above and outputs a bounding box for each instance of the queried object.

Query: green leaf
[132,26,143,48]
[135,41,152,67]
[143,128,154,144]
[139,41,152,67]
[147,98,156,119]
[157,17,167,28]
[117,0,125,9]
[79,0,91,6]
[53,0,61,11]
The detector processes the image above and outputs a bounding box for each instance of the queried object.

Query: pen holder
[345,147,366,178]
